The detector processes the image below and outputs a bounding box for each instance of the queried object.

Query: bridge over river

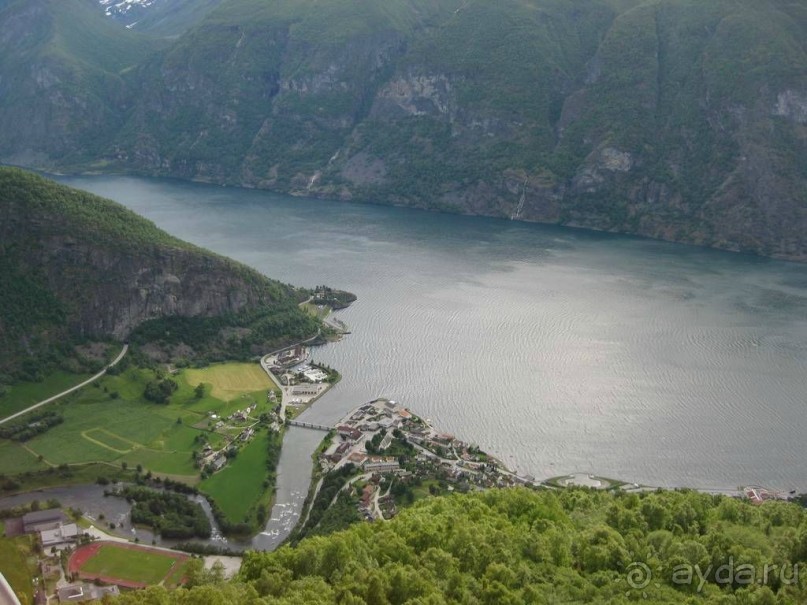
[287,419,333,432]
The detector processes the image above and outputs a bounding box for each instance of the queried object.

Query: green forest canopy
[113,487,807,604]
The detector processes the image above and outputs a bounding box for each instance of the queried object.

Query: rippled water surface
[64,175,807,492]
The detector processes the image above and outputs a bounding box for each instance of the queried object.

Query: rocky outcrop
[0,168,300,366]
[26,239,273,339]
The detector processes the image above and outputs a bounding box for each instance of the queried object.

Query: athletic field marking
[81,428,140,454]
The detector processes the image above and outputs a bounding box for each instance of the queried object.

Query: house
[211,456,227,471]
[347,452,367,465]
[378,433,393,451]
[22,510,67,534]
[57,584,119,603]
[292,385,319,396]
[363,457,400,473]
[40,523,79,548]
[337,425,362,441]
[433,433,455,445]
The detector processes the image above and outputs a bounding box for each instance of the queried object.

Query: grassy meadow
[0,371,92,419]
[1,362,274,484]
[200,430,272,523]
[0,527,38,605]
[0,360,284,535]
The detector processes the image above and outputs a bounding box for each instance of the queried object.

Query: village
[194,344,338,479]
[305,399,536,526]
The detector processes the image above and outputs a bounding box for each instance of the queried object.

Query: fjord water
[64,176,807,494]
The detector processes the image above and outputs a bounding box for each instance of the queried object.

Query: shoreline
[21,164,807,265]
[0,301,794,553]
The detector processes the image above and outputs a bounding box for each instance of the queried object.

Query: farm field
[185,362,271,401]
[201,430,270,523]
[70,542,189,588]
[0,371,92,419]
[0,441,48,475]
[2,363,274,484]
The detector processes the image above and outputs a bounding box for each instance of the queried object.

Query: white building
[363,457,400,473]
[303,369,328,382]
[40,523,79,548]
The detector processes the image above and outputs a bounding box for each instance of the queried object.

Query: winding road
[0,344,129,426]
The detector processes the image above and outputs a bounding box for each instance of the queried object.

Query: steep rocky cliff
[0,167,317,375]
[1,0,805,260]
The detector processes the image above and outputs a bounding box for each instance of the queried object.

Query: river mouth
[49,174,807,502]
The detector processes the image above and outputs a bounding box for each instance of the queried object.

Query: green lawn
[184,362,271,401]
[0,534,37,605]
[79,544,181,585]
[162,558,193,588]
[201,430,270,523]
[1,362,276,519]
[0,371,91,419]
[0,441,48,475]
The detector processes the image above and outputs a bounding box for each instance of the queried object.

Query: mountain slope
[98,0,224,37]
[112,487,807,603]
[0,0,157,166]
[1,0,805,260]
[110,0,807,260]
[0,167,319,377]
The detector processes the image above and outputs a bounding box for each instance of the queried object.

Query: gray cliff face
[0,187,286,344]
[37,239,263,339]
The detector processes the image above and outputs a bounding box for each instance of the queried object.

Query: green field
[0,532,37,605]
[184,363,271,401]
[0,362,278,534]
[2,362,273,482]
[0,441,48,475]
[0,371,92,419]
[201,430,270,522]
[79,544,183,585]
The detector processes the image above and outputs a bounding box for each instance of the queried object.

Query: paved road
[0,344,129,426]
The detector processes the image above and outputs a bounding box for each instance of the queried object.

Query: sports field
[69,542,189,588]
[184,362,271,400]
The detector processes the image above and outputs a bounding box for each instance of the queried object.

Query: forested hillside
[0,168,319,379]
[112,487,807,603]
[0,0,805,260]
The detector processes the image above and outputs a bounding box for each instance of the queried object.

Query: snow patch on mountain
[98,0,157,27]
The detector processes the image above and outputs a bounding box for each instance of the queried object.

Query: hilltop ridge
[0,0,805,260]
[0,167,319,378]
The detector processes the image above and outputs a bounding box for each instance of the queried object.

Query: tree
[194,383,205,399]
[144,378,178,404]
